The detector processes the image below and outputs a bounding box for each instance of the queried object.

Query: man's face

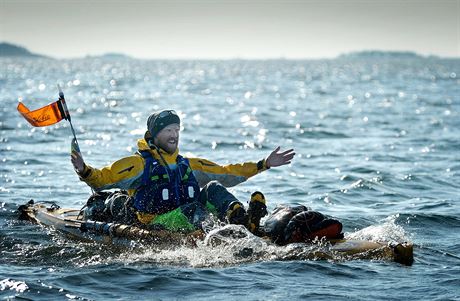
[154,123,180,154]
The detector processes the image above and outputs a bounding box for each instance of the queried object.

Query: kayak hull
[19,201,200,247]
[18,201,414,265]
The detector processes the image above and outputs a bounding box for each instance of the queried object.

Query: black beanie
[147,110,180,137]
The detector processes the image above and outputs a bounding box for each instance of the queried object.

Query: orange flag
[17,100,67,127]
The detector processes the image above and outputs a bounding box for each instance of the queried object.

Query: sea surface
[0,54,459,300]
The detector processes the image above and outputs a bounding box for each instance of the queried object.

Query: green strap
[151,174,169,181]
[182,167,192,181]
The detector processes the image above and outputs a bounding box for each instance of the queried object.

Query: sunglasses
[157,110,178,119]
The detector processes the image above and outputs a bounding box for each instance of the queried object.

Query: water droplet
[240,115,251,123]
[38,83,46,91]
[65,294,77,299]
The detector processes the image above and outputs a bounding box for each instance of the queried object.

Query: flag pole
[57,84,81,153]
[57,85,95,194]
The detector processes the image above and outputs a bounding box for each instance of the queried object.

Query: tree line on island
[0,42,437,60]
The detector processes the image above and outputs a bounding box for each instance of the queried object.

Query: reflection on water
[0,55,459,300]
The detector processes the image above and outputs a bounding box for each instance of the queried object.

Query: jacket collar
[137,138,179,165]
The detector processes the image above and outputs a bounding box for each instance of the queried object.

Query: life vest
[133,150,200,215]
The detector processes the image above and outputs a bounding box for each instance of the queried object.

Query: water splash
[105,224,277,268]
[345,214,410,243]
[87,222,411,268]
[0,278,28,293]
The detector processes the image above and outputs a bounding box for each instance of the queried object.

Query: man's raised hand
[266,146,295,168]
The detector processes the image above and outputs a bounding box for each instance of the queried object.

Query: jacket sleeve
[78,155,145,192]
[188,157,269,188]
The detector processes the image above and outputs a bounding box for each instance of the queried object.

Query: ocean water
[0,55,459,300]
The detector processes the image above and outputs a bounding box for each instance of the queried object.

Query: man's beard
[157,139,178,154]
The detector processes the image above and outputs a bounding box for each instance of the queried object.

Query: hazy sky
[1,0,459,59]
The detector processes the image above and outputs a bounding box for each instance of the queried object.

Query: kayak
[18,200,201,248]
[18,200,414,265]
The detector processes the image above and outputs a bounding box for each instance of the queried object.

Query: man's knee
[200,180,239,220]
[200,180,230,204]
[202,180,224,194]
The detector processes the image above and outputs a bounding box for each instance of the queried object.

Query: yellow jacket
[79,138,269,195]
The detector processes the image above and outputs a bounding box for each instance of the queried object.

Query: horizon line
[1,41,459,61]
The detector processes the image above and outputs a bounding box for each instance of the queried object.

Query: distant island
[1,42,440,60]
[0,42,48,58]
[0,42,135,60]
[85,52,133,59]
[338,50,428,59]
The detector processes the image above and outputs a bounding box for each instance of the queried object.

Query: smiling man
[71,109,295,232]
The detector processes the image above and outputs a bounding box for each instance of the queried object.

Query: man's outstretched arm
[189,146,296,187]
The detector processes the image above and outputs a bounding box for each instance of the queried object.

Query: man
[71,109,295,232]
